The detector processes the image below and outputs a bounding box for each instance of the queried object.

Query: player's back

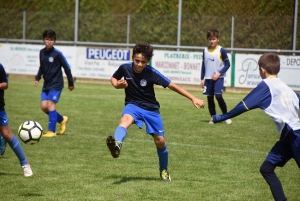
[263,78,300,133]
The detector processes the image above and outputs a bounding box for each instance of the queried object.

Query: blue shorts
[265,130,300,168]
[122,104,165,136]
[203,78,224,96]
[41,89,62,103]
[0,110,9,126]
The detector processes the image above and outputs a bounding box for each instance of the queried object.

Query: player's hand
[117,79,128,88]
[192,97,205,108]
[33,80,38,87]
[212,73,221,81]
[200,80,204,88]
[68,86,75,91]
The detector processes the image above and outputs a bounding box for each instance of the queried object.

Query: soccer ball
[18,121,43,144]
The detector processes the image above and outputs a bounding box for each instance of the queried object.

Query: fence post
[127,13,130,49]
[177,0,182,51]
[231,16,234,54]
[74,0,79,45]
[293,0,298,55]
[23,10,26,43]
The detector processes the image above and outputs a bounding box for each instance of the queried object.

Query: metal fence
[1,8,300,54]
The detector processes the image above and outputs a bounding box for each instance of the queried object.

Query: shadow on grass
[0,171,20,176]
[19,193,44,197]
[108,175,159,184]
[200,120,210,123]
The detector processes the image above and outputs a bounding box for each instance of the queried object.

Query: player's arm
[0,65,8,90]
[219,48,230,76]
[111,76,128,89]
[212,81,271,123]
[168,82,205,108]
[295,92,300,101]
[34,67,42,87]
[58,52,74,89]
[200,50,205,88]
[212,101,248,122]
[294,92,300,107]
[34,52,43,86]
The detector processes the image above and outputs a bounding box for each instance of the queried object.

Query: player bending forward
[106,43,205,182]
[212,53,300,201]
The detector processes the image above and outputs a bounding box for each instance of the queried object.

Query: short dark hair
[132,43,154,61]
[43,30,56,40]
[258,53,280,75]
[207,29,219,38]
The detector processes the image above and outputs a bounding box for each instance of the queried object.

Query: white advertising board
[152,50,232,86]
[76,47,131,79]
[0,44,77,76]
[235,54,300,90]
[0,44,42,74]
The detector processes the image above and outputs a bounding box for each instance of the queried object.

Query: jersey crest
[140,79,147,87]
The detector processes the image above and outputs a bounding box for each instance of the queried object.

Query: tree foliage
[0,0,298,50]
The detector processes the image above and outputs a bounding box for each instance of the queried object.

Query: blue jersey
[35,47,74,90]
[0,63,8,111]
[213,77,300,137]
[112,62,171,113]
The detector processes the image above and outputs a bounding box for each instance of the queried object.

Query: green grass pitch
[0,76,299,201]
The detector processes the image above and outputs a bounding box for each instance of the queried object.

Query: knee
[40,103,48,113]
[41,107,48,113]
[215,94,223,100]
[1,127,13,141]
[260,161,275,175]
[154,136,166,148]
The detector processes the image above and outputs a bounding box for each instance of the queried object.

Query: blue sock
[57,112,63,123]
[8,135,28,166]
[48,110,57,132]
[157,146,168,172]
[114,126,127,143]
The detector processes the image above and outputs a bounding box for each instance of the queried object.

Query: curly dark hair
[132,43,154,61]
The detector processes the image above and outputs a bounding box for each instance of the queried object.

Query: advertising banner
[235,54,300,90]
[152,50,231,86]
[0,44,77,76]
[76,47,131,79]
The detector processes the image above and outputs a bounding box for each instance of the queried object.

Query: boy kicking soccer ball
[106,43,205,182]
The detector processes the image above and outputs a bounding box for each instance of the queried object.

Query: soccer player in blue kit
[34,30,75,137]
[212,53,300,201]
[106,43,205,181]
[0,63,33,177]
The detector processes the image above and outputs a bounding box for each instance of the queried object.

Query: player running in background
[106,43,205,182]
[212,53,300,201]
[34,30,74,137]
[200,29,231,124]
[0,63,33,177]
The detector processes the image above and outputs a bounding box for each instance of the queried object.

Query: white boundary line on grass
[119,138,269,155]
[13,128,268,155]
